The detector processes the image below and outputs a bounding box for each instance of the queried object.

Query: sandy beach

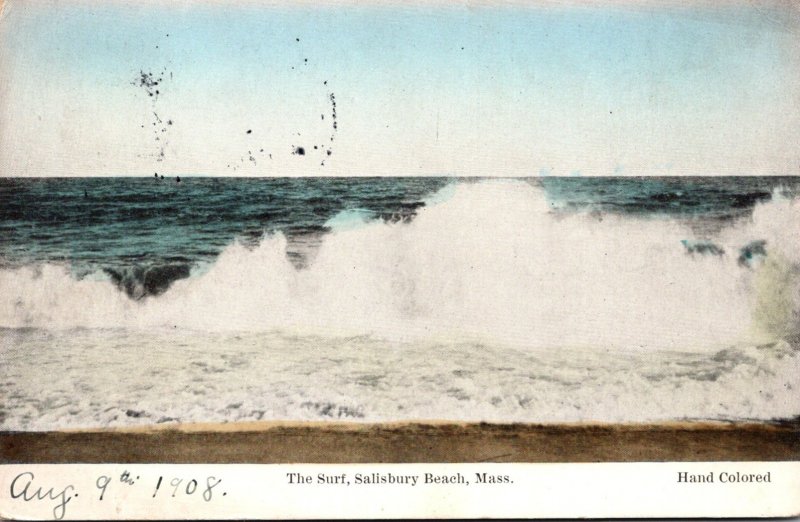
[2,420,798,464]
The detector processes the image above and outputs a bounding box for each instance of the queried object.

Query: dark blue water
[1,176,797,298]
[539,176,797,217]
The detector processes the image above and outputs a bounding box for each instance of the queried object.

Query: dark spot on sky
[296,37,300,42]
[246,129,252,134]
[326,150,332,156]
[328,92,338,139]
[133,69,173,162]
[167,120,173,125]
[293,146,306,156]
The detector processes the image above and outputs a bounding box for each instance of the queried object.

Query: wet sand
[2,420,799,463]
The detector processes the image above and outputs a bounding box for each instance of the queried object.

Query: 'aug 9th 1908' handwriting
[8,470,226,520]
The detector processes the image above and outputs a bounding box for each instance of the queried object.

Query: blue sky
[0,0,798,176]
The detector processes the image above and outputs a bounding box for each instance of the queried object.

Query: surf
[1,179,797,352]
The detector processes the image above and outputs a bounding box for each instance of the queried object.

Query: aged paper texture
[0,0,798,518]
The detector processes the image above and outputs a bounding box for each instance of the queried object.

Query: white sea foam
[2,179,797,351]
[2,179,799,429]
[1,329,798,430]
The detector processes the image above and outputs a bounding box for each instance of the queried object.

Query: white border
[1,462,799,519]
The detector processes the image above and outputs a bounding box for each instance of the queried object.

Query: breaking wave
[2,179,798,351]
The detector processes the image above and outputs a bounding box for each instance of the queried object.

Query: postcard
[0,0,798,519]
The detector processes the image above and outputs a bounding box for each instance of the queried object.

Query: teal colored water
[1,176,797,298]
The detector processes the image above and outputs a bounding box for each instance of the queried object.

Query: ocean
[1,176,798,430]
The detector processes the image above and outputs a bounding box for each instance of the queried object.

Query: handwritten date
[9,470,226,520]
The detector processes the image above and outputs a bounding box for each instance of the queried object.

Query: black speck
[326,150,332,156]
[296,37,300,42]
[246,129,252,134]
[293,146,306,156]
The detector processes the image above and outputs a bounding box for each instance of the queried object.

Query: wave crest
[2,180,798,351]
